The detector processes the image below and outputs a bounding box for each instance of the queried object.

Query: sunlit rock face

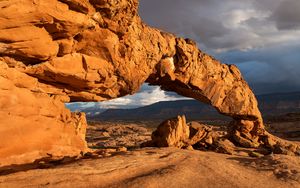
[0,0,264,166]
[0,61,87,166]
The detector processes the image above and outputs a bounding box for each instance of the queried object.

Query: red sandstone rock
[151,115,190,148]
[0,0,279,166]
[0,62,87,166]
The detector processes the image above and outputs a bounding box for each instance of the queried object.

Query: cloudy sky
[71,0,300,109]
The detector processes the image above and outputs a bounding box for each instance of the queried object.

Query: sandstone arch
[145,38,264,148]
[0,0,297,166]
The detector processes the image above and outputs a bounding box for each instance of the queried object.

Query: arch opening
[66,83,231,150]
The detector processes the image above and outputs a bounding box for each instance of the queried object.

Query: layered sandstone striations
[0,0,293,166]
[0,62,87,166]
[151,116,190,148]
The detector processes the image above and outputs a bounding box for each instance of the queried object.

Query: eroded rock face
[0,62,87,166]
[148,115,236,155]
[1,0,266,165]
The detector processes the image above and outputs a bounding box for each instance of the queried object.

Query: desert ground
[1,118,299,188]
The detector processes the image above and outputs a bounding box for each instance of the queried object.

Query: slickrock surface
[0,148,299,188]
[0,0,293,165]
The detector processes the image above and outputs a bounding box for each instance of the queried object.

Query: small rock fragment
[117,147,127,152]
[185,145,194,151]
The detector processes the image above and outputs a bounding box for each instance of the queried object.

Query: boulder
[151,115,189,148]
[188,121,212,146]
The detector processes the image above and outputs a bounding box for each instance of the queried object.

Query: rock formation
[0,0,297,166]
[148,115,234,154]
[151,116,190,148]
[147,115,300,156]
[0,61,88,166]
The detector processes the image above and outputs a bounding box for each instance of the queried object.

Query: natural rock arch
[0,0,297,166]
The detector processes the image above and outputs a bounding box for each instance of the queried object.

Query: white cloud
[223,9,270,29]
[97,97,133,109]
[89,85,187,109]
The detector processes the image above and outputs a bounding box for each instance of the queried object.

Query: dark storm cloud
[270,0,300,30]
[139,0,232,49]
[217,43,300,94]
[139,0,300,94]
[139,0,262,51]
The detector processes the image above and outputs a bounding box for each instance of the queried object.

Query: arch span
[146,38,264,147]
[0,0,297,166]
